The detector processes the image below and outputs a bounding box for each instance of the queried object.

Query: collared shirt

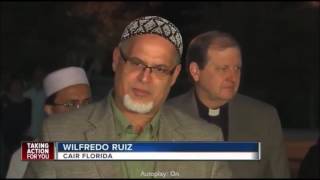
[194,91,229,140]
[109,93,160,178]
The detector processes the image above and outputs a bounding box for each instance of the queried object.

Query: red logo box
[21,142,55,160]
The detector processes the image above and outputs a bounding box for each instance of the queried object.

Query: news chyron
[21,141,261,161]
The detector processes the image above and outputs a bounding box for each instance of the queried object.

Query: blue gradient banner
[56,141,259,152]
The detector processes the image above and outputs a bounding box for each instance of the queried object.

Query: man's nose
[226,68,238,82]
[138,67,152,83]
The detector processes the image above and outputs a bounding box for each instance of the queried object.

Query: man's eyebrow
[129,56,145,63]
[153,64,170,68]
[66,98,86,102]
[130,56,171,68]
[65,99,80,103]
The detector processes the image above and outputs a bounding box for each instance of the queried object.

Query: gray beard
[123,94,154,114]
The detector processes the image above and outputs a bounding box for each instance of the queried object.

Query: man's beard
[123,94,154,114]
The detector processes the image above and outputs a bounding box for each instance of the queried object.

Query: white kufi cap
[43,67,89,97]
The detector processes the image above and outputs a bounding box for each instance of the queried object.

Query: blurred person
[0,75,31,154]
[24,66,46,139]
[298,137,319,178]
[42,66,91,115]
[24,16,231,178]
[0,75,31,177]
[6,66,92,178]
[168,30,290,178]
[0,131,9,178]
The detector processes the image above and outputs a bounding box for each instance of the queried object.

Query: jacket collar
[83,91,187,177]
[84,94,122,178]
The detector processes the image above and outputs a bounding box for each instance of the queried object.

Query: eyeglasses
[119,47,177,78]
[52,98,91,110]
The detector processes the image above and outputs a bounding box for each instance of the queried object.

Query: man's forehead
[128,34,176,49]
[207,47,241,58]
[124,35,177,66]
[206,48,242,65]
[55,86,90,102]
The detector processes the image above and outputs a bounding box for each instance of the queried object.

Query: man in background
[24,66,46,139]
[1,75,32,178]
[6,66,92,178]
[298,137,319,178]
[168,30,290,178]
[42,66,91,115]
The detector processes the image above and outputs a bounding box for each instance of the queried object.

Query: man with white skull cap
[6,66,92,178]
[43,66,91,115]
[24,16,231,178]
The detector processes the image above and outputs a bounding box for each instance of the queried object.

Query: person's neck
[195,88,227,109]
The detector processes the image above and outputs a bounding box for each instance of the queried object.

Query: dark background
[1,2,319,129]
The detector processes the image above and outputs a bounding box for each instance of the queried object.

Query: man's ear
[112,47,121,72]
[170,64,181,86]
[44,105,53,115]
[189,61,200,82]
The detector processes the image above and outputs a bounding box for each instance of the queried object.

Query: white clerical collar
[208,108,220,117]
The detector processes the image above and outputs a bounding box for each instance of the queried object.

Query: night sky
[1,2,319,129]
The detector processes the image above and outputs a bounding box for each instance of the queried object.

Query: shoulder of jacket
[162,105,223,140]
[234,94,276,111]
